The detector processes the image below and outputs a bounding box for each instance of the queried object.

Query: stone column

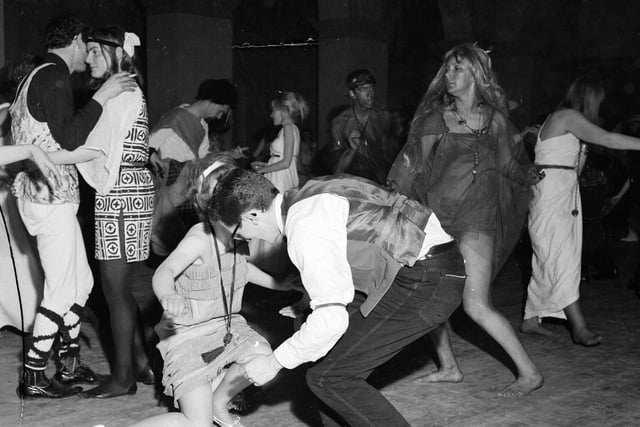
[0,0,4,67]
[145,0,235,126]
[316,0,391,148]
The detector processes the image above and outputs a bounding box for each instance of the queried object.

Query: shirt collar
[273,193,284,234]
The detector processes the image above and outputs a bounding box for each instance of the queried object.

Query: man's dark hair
[345,68,376,90]
[44,15,89,50]
[208,168,278,226]
[196,79,238,109]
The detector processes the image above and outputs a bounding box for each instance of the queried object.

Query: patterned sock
[26,306,63,370]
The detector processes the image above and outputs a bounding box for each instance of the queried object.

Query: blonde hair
[414,43,507,118]
[271,91,309,124]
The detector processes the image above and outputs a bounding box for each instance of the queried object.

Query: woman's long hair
[558,74,605,123]
[86,26,142,88]
[413,43,507,119]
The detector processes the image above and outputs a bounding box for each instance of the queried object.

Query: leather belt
[535,164,575,170]
[120,162,146,168]
[425,240,457,258]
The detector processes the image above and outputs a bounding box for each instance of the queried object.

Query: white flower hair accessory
[123,32,141,57]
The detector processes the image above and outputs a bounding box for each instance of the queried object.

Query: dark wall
[4,0,145,63]
[6,0,640,138]
[3,0,146,107]
[233,45,318,150]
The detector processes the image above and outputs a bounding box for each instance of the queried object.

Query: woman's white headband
[198,160,229,192]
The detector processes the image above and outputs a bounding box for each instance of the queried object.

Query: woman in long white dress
[523,75,640,346]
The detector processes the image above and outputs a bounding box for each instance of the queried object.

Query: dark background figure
[579,143,620,282]
[609,116,640,297]
[331,69,402,184]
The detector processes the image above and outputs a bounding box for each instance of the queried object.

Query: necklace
[449,103,489,136]
[211,224,236,346]
[200,224,238,364]
[449,103,487,183]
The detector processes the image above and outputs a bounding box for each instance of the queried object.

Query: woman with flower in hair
[388,43,544,396]
[48,26,156,398]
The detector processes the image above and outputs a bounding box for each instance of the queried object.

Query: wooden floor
[1,237,639,427]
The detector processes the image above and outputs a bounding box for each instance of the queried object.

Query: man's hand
[92,72,137,105]
[347,130,362,151]
[229,146,249,159]
[238,353,283,386]
[148,151,167,180]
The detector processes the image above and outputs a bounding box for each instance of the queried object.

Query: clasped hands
[347,130,363,150]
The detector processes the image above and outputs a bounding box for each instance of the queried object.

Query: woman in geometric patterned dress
[49,26,154,398]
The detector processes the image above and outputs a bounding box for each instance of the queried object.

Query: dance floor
[1,236,639,427]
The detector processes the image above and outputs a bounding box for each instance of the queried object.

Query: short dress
[94,96,154,262]
[264,124,300,193]
[388,108,535,273]
[155,229,270,405]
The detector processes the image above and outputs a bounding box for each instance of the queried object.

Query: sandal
[213,415,245,427]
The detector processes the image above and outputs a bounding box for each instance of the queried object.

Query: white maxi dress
[525,131,582,320]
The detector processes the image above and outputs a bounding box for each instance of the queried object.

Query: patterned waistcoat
[10,63,80,204]
[282,175,433,316]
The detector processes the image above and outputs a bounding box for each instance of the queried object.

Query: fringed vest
[282,175,434,316]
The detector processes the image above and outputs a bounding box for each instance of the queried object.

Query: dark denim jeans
[306,244,466,427]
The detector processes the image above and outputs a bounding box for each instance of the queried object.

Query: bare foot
[497,373,544,397]
[520,317,554,336]
[572,328,602,347]
[417,367,463,383]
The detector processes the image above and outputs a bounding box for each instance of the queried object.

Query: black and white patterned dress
[94,95,154,262]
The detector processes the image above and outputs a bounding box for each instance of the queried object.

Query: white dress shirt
[271,192,452,369]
